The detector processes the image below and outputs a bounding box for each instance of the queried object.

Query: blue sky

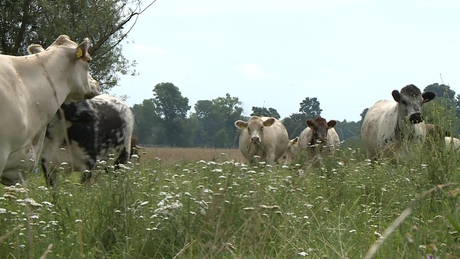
[111,0,460,122]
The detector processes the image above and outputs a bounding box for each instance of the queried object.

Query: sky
[111,0,460,122]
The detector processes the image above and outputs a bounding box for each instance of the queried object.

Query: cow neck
[27,51,77,131]
[395,105,417,141]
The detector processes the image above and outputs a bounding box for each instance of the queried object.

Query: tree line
[2,2,457,149]
[131,82,460,148]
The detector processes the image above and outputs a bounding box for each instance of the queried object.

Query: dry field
[138,146,246,163]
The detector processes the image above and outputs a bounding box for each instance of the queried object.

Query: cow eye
[260,126,264,131]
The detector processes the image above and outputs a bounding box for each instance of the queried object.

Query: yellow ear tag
[240,125,247,129]
[77,48,83,59]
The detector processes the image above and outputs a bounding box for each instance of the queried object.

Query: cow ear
[422,92,436,103]
[263,117,276,127]
[27,44,45,54]
[76,38,91,62]
[327,120,337,128]
[392,90,401,102]
[234,120,247,129]
[307,120,314,128]
[291,137,299,145]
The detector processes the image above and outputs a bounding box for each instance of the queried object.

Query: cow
[282,116,340,164]
[444,137,460,152]
[361,84,436,161]
[281,137,300,164]
[40,94,134,187]
[0,35,100,186]
[234,116,289,165]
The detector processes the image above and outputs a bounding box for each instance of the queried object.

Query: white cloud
[132,44,168,55]
[236,62,279,80]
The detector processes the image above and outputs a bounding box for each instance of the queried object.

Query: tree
[424,83,455,100]
[192,94,243,148]
[299,97,322,119]
[250,106,280,119]
[423,83,459,135]
[282,113,308,139]
[0,0,156,90]
[132,99,163,145]
[152,82,191,146]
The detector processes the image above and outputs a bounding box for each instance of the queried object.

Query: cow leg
[40,158,57,188]
[114,147,129,169]
[81,159,96,184]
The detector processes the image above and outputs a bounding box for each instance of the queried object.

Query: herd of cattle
[0,35,457,187]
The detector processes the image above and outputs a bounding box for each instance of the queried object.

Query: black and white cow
[361,84,435,161]
[40,94,134,187]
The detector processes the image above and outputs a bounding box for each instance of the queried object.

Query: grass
[1,144,460,258]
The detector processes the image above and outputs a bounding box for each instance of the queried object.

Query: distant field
[138,146,246,163]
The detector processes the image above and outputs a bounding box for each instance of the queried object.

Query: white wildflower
[24,198,42,207]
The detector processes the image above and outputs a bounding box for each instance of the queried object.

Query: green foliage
[152,82,191,146]
[132,99,162,144]
[423,84,460,135]
[424,83,455,100]
[2,145,460,258]
[192,93,243,148]
[283,113,308,139]
[283,97,323,139]
[0,0,154,90]
[251,106,280,119]
[299,97,322,119]
[334,120,363,149]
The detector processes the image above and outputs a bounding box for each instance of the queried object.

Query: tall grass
[1,142,460,258]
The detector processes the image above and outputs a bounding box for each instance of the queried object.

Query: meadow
[0,145,460,258]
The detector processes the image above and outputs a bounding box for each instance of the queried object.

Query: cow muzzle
[250,137,261,143]
[409,113,423,124]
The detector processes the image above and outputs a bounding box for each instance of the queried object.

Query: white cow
[282,116,340,164]
[361,84,435,161]
[282,137,300,164]
[0,35,100,186]
[234,116,289,165]
[444,137,460,152]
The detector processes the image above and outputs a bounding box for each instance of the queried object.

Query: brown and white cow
[361,84,435,161]
[0,35,100,186]
[234,116,289,165]
[282,116,340,164]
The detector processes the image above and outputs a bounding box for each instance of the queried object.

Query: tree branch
[12,0,32,55]
[89,0,156,55]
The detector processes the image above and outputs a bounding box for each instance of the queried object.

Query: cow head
[306,116,337,146]
[392,84,435,124]
[27,35,100,102]
[235,116,276,145]
[282,137,299,164]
